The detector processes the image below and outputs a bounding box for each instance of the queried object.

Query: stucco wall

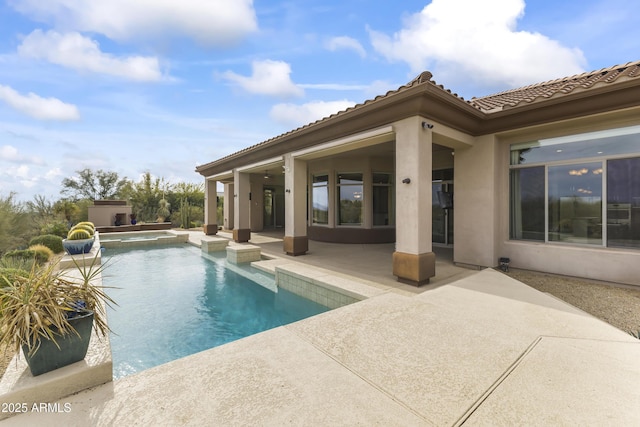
[88,205,133,227]
[502,241,639,286]
[453,134,500,268]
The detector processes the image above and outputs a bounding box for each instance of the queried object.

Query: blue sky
[0,0,638,202]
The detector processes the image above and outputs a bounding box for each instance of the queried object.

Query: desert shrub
[41,220,69,238]
[0,255,35,272]
[2,249,48,265]
[27,244,54,262]
[0,193,32,256]
[0,267,29,287]
[28,234,64,254]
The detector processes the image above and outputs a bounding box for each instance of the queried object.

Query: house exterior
[196,61,640,286]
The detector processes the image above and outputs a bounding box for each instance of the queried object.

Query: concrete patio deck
[3,231,638,425]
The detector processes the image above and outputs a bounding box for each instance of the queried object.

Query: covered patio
[212,229,476,293]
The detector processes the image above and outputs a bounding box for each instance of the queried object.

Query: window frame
[311,173,329,226]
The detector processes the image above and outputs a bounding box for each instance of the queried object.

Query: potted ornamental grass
[62,222,96,255]
[0,252,115,376]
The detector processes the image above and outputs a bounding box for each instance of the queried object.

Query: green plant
[67,229,92,240]
[3,249,48,265]
[0,193,32,256]
[0,255,35,274]
[0,267,28,288]
[180,198,191,229]
[70,224,94,236]
[27,244,54,263]
[64,252,116,337]
[29,235,64,254]
[40,220,70,238]
[75,222,96,233]
[0,252,115,358]
[157,198,170,221]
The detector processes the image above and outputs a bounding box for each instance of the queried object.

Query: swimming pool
[102,245,330,379]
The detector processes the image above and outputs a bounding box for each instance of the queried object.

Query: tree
[61,168,128,201]
[120,172,169,222]
[53,199,80,223]
[169,182,204,227]
[0,193,32,255]
[26,195,56,231]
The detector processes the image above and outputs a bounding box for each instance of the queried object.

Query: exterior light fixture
[422,121,434,129]
[402,178,411,184]
[264,170,270,179]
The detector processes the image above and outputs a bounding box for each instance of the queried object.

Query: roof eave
[477,79,640,135]
[196,84,484,177]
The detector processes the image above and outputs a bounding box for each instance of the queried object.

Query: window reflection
[312,174,328,224]
[548,163,602,245]
[607,157,640,248]
[337,173,363,225]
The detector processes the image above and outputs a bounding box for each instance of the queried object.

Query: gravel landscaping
[502,269,640,336]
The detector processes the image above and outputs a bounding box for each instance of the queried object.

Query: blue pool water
[102,245,329,379]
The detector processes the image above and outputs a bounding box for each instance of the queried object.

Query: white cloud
[368,0,587,89]
[0,145,20,161]
[19,30,164,82]
[270,100,356,127]
[5,164,30,179]
[9,0,257,46]
[45,167,63,181]
[0,84,80,121]
[326,36,366,58]
[222,60,304,98]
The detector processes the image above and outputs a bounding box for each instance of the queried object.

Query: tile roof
[197,60,640,173]
[470,60,640,112]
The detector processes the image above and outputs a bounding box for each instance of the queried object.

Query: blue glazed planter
[22,311,94,376]
[62,237,95,255]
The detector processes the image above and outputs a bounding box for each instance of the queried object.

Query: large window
[337,173,363,225]
[510,167,545,241]
[312,174,328,224]
[607,157,640,248]
[372,173,394,226]
[548,163,602,245]
[510,125,640,248]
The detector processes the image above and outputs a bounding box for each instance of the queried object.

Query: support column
[223,183,234,230]
[283,154,308,255]
[392,117,435,285]
[233,170,251,242]
[203,178,218,235]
